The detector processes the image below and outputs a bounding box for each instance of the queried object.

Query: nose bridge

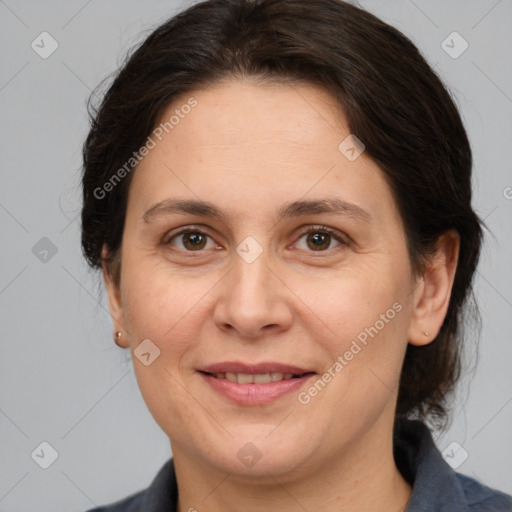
[230,245,273,312]
[214,239,291,337]
[230,232,272,301]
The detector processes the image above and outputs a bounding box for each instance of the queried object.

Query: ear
[101,244,129,348]
[407,230,460,346]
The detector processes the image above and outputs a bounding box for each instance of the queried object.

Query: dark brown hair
[81,0,484,429]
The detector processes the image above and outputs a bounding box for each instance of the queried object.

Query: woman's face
[105,79,429,478]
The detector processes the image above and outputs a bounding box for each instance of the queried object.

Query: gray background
[0,0,511,510]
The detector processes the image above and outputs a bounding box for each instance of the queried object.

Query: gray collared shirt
[87,418,512,511]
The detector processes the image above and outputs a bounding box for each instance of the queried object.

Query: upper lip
[199,362,315,375]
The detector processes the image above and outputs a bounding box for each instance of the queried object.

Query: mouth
[201,371,313,384]
[197,362,316,405]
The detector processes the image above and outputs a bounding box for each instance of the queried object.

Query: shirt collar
[394,417,467,511]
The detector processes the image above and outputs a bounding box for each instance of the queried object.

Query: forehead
[169,79,347,150]
[126,79,402,231]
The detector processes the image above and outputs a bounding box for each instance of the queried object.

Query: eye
[165,228,218,251]
[294,226,348,253]
[164,225,349,254]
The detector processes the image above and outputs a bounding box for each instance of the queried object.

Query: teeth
[237,373,254,384]
[211,372,299,383]
[253,373,271,384]
[225,372,237,382]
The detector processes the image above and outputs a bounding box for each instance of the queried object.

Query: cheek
[292,263,411,408]
[292,263,408,349]
[121,269,203,348]
[119,267,212,436]
[120,244,411,361]
[119,257,230,384]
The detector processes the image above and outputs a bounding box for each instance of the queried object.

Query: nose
[212,249,293,340]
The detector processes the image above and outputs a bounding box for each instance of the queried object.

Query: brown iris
[182,232,207,250]
[306,232,331,251]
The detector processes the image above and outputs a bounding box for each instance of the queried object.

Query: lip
[198,361,316,406]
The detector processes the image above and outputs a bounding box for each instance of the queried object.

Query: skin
[102,78,460,512]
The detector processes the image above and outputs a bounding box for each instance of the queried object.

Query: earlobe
[407,230,460,346]
[101,244,129,348]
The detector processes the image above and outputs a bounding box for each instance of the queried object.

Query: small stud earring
[114,331,123,347]
[424,330,429,337]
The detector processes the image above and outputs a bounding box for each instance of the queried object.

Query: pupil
[185,232,205,249]
[309,233,329,250]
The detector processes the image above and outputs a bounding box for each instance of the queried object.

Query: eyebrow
[142,197,372,224]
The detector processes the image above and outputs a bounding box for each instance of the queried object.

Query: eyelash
[163,224,349,255]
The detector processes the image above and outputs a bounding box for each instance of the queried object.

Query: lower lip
[200,372,315,405]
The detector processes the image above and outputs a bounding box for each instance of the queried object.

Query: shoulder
[85,490,144,512]
[83,458,177,512]
[393,418,512,511]
[456,473,512,511]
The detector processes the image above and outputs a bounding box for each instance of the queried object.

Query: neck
[173,413,412,512]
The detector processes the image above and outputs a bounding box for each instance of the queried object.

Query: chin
[200,428,322,482]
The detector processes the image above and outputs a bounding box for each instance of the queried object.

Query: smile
[197,363,316,405]
[206,372,300,383]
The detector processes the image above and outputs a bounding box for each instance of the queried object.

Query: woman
[81,0,512,510]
